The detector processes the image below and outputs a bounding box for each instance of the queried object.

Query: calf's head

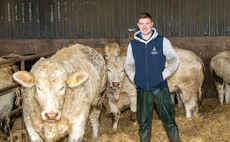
[104,43,120,60]
[12,59,88,122]
[107,56,126,89]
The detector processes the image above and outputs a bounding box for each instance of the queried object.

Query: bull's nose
[112,82,120,87]
[45,112,59,120]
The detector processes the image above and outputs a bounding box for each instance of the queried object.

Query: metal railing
[0,51,57,94]
[0,50,57,141]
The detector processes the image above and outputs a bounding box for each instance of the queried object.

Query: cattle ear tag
[100,51,103,55]
[122,51,125,55]
[70,79,78,84]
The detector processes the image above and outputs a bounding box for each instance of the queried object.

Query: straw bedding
[2,98,230,142]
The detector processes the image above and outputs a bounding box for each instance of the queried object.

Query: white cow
[210,51,230,105]
[13,44,107,142]
[168,48,205,119]
[106,55,137,129]
[0,57,18,137]
[97,43,137,128]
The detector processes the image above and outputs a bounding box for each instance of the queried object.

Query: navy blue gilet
[131,35,168,91]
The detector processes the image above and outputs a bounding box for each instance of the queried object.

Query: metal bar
[0,50,56,65]
[21,60,25,70]
[0,106,22,122]
[0,84,20,95]
[0,50,57,101]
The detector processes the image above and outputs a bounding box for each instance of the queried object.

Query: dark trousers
[137,88,180,142]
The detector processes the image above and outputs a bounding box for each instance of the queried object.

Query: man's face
[137,18,153,37]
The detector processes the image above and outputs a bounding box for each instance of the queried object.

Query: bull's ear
[120,47,127,55]
[67,71,89,88]
[13,71,34,88]
[95,47,105,57]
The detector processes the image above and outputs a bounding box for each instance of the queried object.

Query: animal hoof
[106,112,112,117]
[130,112,137,122]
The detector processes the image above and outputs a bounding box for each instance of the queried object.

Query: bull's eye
[37,87,41,91]
[59,86,64,91]
[37,86,43,93]
[108,69,111,71]
[104,55,108,59]
[122,69,124,72]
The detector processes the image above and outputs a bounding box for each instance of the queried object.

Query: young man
[124,13,180,142]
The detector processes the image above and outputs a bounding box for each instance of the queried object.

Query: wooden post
[21,60,25,71]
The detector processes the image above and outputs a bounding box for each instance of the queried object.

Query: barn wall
[0,0,230,39]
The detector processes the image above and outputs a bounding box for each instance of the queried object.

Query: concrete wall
[0,36,230,98]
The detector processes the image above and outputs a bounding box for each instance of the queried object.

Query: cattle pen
[0,46,230,142]
[0,47,230,142]
[1,0,230,141]
[0,51,56,142]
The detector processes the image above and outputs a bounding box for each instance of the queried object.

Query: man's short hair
[138,13,152,22]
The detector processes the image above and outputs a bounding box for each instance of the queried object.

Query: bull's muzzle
[112,82,120,87]
[43,112,60,121]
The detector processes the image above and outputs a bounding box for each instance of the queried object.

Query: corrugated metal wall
[0,0,230,39]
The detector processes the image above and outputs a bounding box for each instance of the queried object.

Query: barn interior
[0,0,230,141]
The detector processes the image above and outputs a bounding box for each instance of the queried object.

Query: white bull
[106,55,137,129]
[210,51,230,105]
[13,44,107,142]
[168,48,205,119]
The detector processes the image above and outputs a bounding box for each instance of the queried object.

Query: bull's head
[107,56,126,90]
[12,59,88,122]
[104,43,120,60]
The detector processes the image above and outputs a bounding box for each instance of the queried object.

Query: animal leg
[170,93,175,104]
[103,94,111,116]
[23,112,43,142]
[129,96,136,112]
[184,96,198,119]
[177,85,198,118]
[89,107,101,139]
[68,116,86,142]
[176,90,184,107]
[214,82,224,105]
[109,99,120,129]
[225,83,230,104]
[198,86,202,102]
[129,96,137,123]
